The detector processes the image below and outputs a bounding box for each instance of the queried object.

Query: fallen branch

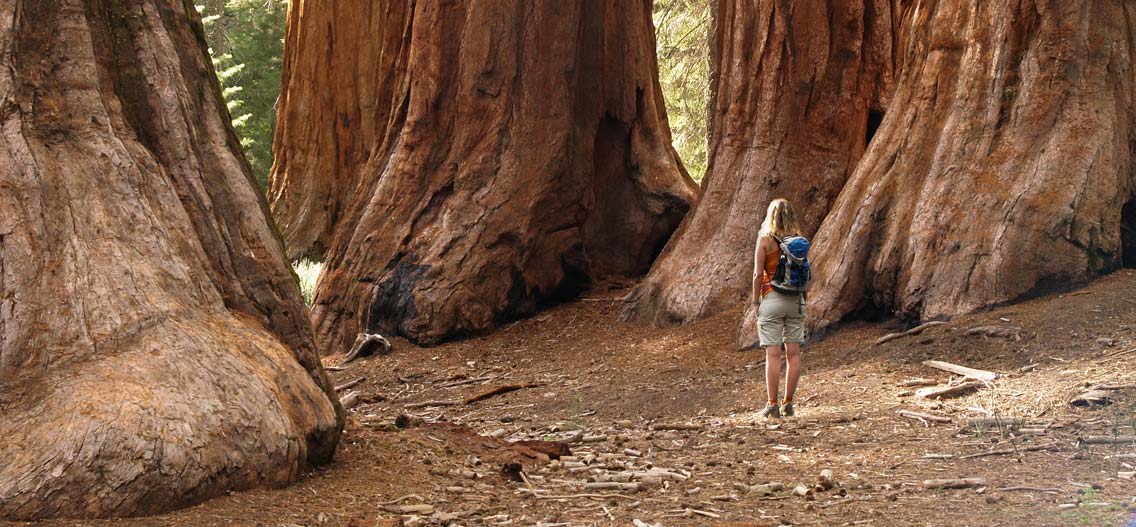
[1080,436,1136,445]
[875,321,947,346]
[996,486,1061,494]
[917,381,983,399]
[898,409,952,425]
[584,482,641,492]
[922,477,987,489]
[334,377,365,392]
[965,326,1021,339]
[517,488,637,501]
[464,383,540,405]
[439,375,498,388]
[1091,383,1136,391]
[341,333,391,364]
[379,494,425,506]
[381,504,434,515]
[957,443,1058,460]
[404,400,461,409]
[339,391,360,410]
[923,360,996,382]
[649,423,702,431]
[965,417,1025,429]
[901,378,940,388]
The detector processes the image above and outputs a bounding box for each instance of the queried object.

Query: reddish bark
[268,1,413,260]
[301,1,697,349]
[0,0,340,519]
[623,0,895,329]
[808,0,1136,334]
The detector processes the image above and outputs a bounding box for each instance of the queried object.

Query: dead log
[964,326,1021,339]
[1090,383,1136,391]
[650,423,703,431]
[875,321,948,346]
[898,410,952,425]
[957,443,1058,460]
[341,333,392,364]
[917,381,984,399]
[339,392,360,410]
[1070,390,1120,407]
[380,504,434,515]
[922,360,996,382]
[464,383,540,405]
[922,478,987,490]
[901,378,940,388]
[1080,436,1136,445]
[996,486,1061,494]
[335,377,366,392]
[816,469,835,491]
[965,417,1025,429]
[511,440,572,460]
[793,484,815,499]
[584,482,642,492]
[404,400,461,409]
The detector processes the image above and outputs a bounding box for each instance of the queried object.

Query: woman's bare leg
[784,342,801,402]
[765,345,782,405]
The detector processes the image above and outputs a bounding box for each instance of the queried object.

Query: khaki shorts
[758,291,806,347]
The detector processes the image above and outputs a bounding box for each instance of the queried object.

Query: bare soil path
[10,271,1136,527]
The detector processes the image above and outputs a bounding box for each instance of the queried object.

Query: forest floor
[11,271,1136,527]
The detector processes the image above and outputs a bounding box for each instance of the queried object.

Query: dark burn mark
[366,254,428,336]
[1122,196,1136,269]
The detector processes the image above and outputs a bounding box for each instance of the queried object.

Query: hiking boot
[757,404,781,419]
[781,402,795,417]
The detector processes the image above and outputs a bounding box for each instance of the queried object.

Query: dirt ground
[9,271,1136,527]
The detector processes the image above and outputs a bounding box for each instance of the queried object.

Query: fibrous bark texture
[304,1,698,349]
[622,0,895,328]
[268,1,412,260]
[0,1,341,519]
[624,0,1136,347]
[808,0,1136,333]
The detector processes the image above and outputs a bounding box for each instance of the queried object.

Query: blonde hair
[759,198,801,240]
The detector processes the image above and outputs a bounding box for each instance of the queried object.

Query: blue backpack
[771,235,811,295]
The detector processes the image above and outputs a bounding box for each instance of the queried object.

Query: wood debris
[464,383,540,405]
[897,409,952,425]
[922,360,996,382]
[342,333,391,364]
[917,381,983,399]
[922,477,987,489]
[875,320,947,346]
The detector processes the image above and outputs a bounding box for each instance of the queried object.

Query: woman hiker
[752,198,808,418]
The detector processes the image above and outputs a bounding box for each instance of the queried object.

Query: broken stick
[875,321,947,346]
[464,383,540,405]
[898,409,952,424]
[922,360,996,382]
[334,376,365,392]
[922,477,987,489]
[649,423,702,431]
[1080,436,1136,445]
[917,381,983,399]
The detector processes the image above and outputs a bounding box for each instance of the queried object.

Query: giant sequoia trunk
[0,1,341,520]
[622,0,895,327]
[300,1,698,349]
[268,1,412,260]
[626,0,1136,347]
[808,1,1136,333]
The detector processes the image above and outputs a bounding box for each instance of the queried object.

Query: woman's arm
[752,236,765,305]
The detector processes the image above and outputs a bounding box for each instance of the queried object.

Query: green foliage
[197,0,286,190]
[292,259,322,306]
[654,0,713,183]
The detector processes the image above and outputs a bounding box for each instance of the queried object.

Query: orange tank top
[759,236,780,299]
